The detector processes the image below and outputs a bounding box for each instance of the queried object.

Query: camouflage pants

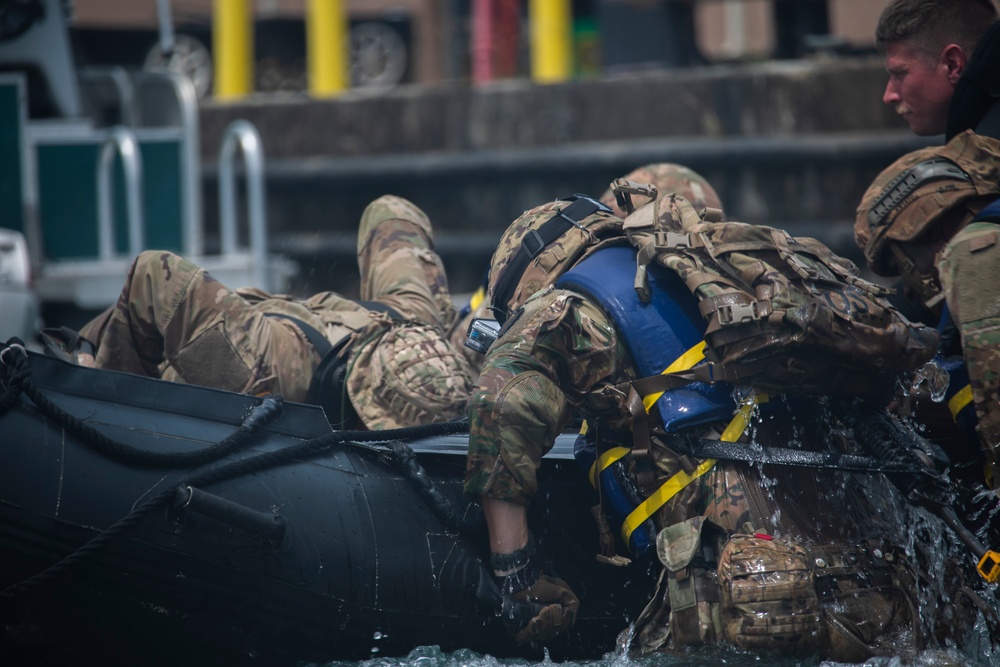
[79,194,457,404]
[357,194,457,332]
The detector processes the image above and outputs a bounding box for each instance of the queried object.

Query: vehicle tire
[350,21,407,88]
[0,0,44,42]
[143,33,213,99]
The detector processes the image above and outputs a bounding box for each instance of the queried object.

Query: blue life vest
[974,197,1000,223]
[556,245,735,430]
[557,245,735,559]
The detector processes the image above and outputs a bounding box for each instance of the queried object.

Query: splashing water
[902,360,951,404]
[312,642,997,667]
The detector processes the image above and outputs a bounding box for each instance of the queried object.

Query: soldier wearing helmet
[464,165,954,659]
[48,194,473,431]
[856,129,1000,485]
[450,163,724,378]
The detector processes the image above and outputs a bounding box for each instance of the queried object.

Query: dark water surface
[315,642,995,667]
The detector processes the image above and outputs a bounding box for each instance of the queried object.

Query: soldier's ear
[941,44,967,84]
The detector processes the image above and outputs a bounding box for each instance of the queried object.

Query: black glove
[496,558,580,643]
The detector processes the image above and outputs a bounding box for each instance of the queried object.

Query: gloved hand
[498,561,580,643]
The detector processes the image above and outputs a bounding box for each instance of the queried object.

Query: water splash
[901,360,951,404]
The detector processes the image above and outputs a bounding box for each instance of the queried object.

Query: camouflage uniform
[465,286,751,529]
[937,222,1000,462]
[855,130,1000,478]
[455,163,723,380]
[79,195,473,430]
[467,185,927,660]
[465,289,922,661]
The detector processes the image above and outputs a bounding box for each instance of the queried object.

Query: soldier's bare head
[876,0,998,59]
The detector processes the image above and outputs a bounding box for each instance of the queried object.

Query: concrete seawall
[195,56,933,296]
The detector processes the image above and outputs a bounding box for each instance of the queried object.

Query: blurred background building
[63,1,892,98]
[0,0,943,333]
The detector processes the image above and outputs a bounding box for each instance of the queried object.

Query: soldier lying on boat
[463,164,995,661]
[42,195,474,431]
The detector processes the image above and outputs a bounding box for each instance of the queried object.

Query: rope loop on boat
[0,339,286,467]
[0,340,29,416]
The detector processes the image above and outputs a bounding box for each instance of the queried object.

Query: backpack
[620,192,940,401]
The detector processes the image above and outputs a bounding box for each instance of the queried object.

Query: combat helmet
[347,322,473,430]
[488,196,622,324]
[599,162,723,217]
[855,130,1000,278]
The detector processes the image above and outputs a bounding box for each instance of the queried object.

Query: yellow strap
[642,341,707,412]
[588,446,630,488]
[621,395,766,545]
[469,286,486,312]
[586,341,706,488]
[949,384,973,421]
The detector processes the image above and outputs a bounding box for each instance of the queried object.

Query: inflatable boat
[0,343,654,667]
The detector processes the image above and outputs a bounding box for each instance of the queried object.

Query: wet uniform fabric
[466,286,753,531]
[79,195,473,430]
[465,292,938,661]
[937,221,1000,464]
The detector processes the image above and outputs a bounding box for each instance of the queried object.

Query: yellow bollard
[308,0,349,97]
[529,0,572,84]
[214,0,253,100]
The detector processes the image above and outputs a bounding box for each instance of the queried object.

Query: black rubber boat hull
[0,352,654,666]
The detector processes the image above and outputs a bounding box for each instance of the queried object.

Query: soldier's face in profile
[883,40,956,136]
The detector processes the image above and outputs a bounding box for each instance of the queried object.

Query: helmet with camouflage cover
[488,197,623,324]
[599,163,723,217]
[855,130,1000,277]
[347,322,473,429]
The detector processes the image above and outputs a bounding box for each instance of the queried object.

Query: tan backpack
[622,193,940,401]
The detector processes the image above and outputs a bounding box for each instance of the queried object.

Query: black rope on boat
[0,341,28,416]
[388,440,481,534]
[0,343,473,600]
[0,342,286,468]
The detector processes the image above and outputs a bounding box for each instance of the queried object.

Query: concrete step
[202,130,936,296]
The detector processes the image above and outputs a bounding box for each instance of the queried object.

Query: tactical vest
[622,195,939,401]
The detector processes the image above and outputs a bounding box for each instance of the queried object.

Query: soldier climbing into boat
[41,195,474,431]
[448,161,727,379]
[462,163,992,660]
[856,131,1000,489]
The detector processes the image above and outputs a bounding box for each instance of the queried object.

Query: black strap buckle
[521,229,546,259]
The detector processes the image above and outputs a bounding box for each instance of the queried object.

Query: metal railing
[96,126,145,262]
[134,69,203,258]
[218,120,269,291]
